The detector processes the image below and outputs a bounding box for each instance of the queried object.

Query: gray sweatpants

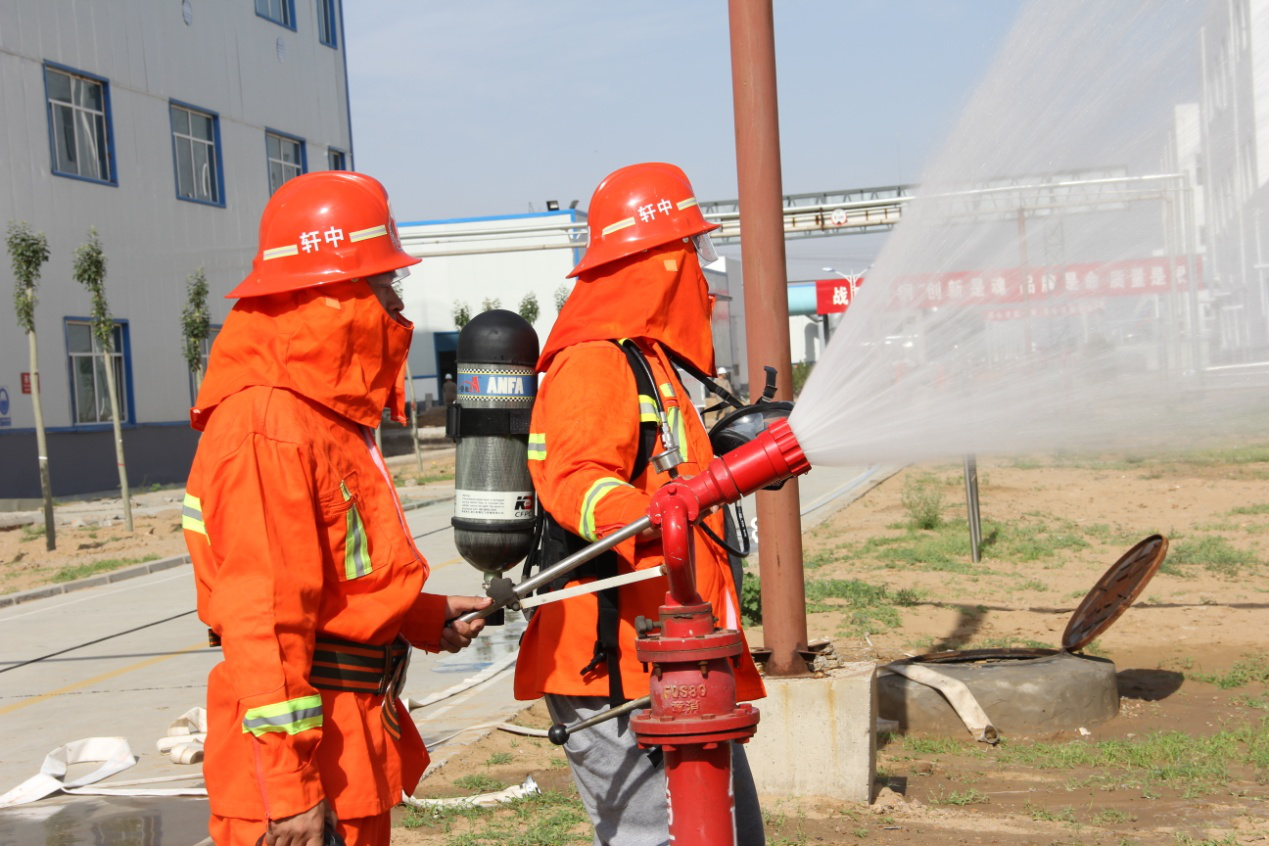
[545,694,765,846]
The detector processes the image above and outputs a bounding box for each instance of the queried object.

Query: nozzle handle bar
[456,516,653,624]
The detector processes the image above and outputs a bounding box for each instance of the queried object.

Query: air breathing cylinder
[447,309,540,574]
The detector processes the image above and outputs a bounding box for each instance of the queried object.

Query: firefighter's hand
[265,798,334,846]
[441,595,491,652]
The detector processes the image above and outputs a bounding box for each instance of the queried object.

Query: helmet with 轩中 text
[227,171,420,298]
[568,162,720,278]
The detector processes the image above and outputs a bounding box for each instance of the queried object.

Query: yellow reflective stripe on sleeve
[340,481,371,579]
[579,477,629,542]
[527,432,546,461]
[181,493,207,537]
[637,395,658,423]
[242,694,323,737]
[667,406,689,462]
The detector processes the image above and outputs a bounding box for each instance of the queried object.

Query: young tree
[480,296,502,313]
[181,267,210,396]
[518,291,540,325]
[554,282,571,314]
[453,300,471,329]
[6,222,56,551]
[72,228,133,531]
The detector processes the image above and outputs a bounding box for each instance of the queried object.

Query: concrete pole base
[745,662,877,803]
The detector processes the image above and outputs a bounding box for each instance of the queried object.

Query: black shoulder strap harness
[523,340,659,708]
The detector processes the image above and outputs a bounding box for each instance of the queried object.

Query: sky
[342,2,1025,282]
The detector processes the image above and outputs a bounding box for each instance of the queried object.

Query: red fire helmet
[568,162,721,278]
[226,171,420,298]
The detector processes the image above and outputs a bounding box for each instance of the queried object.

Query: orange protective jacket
[183,280,447,822]
[514,243,765,703]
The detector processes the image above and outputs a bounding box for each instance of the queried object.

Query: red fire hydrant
[631,418,809,846]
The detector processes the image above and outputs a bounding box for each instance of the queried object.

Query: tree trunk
[405,361,423,474]
[28,330,56,551]
[100,344,133,531]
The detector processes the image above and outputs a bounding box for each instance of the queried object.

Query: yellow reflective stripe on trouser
[181,493,207,538]
[527,432,546,461]
[579,477,628,542]
[340,481,371,579]
[242,694,323,736]
[637,395,658,423]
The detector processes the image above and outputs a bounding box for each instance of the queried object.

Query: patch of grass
[1016,578,1048,591]
[485,752,513,766]
[400,800,489,832]
[51,555,158,583]
[20,524,46,542]
[403,788,590,844]
[1091,807,1137,824]
[1164,536,1258,578]
[1189,655,1269,689]
[1229,503,1269,516]
[746,575,918,633]
[966,636,1055,651]
[453,774,505,794]
[995,718,1269,797]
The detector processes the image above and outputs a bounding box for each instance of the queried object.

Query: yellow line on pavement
[0,640,210,717]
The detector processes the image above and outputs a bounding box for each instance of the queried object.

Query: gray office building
[0,0,352,501]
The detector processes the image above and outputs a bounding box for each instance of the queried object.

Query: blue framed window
[170,101,224,206]
[255,0,295,29]
[266,130,306,194]
[65,319,132,425]
[317,0,338,47]
[327,148,347,171]
[44,63,116,185]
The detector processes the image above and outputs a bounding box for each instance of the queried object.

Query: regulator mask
[707,365,794,491]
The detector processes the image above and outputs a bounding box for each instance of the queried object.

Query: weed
[51,555,158,583]
[1025,801,1077,823]
[1189,655,1269,689]
[1172,835,1240,846]
[485,752,513,766]
[931,788,988,806]
[1017,579,1048,591]
[1092,808,1137,824]
[900,476,944,530]
[19,524,45,542]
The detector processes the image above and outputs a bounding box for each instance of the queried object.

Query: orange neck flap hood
[539,242,715,374]
[191,279,413,431]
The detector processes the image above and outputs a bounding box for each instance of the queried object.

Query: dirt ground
[4,446,1267,844]
[395,450,1269,846]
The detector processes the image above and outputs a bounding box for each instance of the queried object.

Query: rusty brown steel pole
[727,0,808,677]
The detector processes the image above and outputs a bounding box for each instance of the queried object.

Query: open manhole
[878,534,1168,739]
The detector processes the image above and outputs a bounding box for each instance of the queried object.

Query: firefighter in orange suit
[515,163,766,846]
[183,171,489,846]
